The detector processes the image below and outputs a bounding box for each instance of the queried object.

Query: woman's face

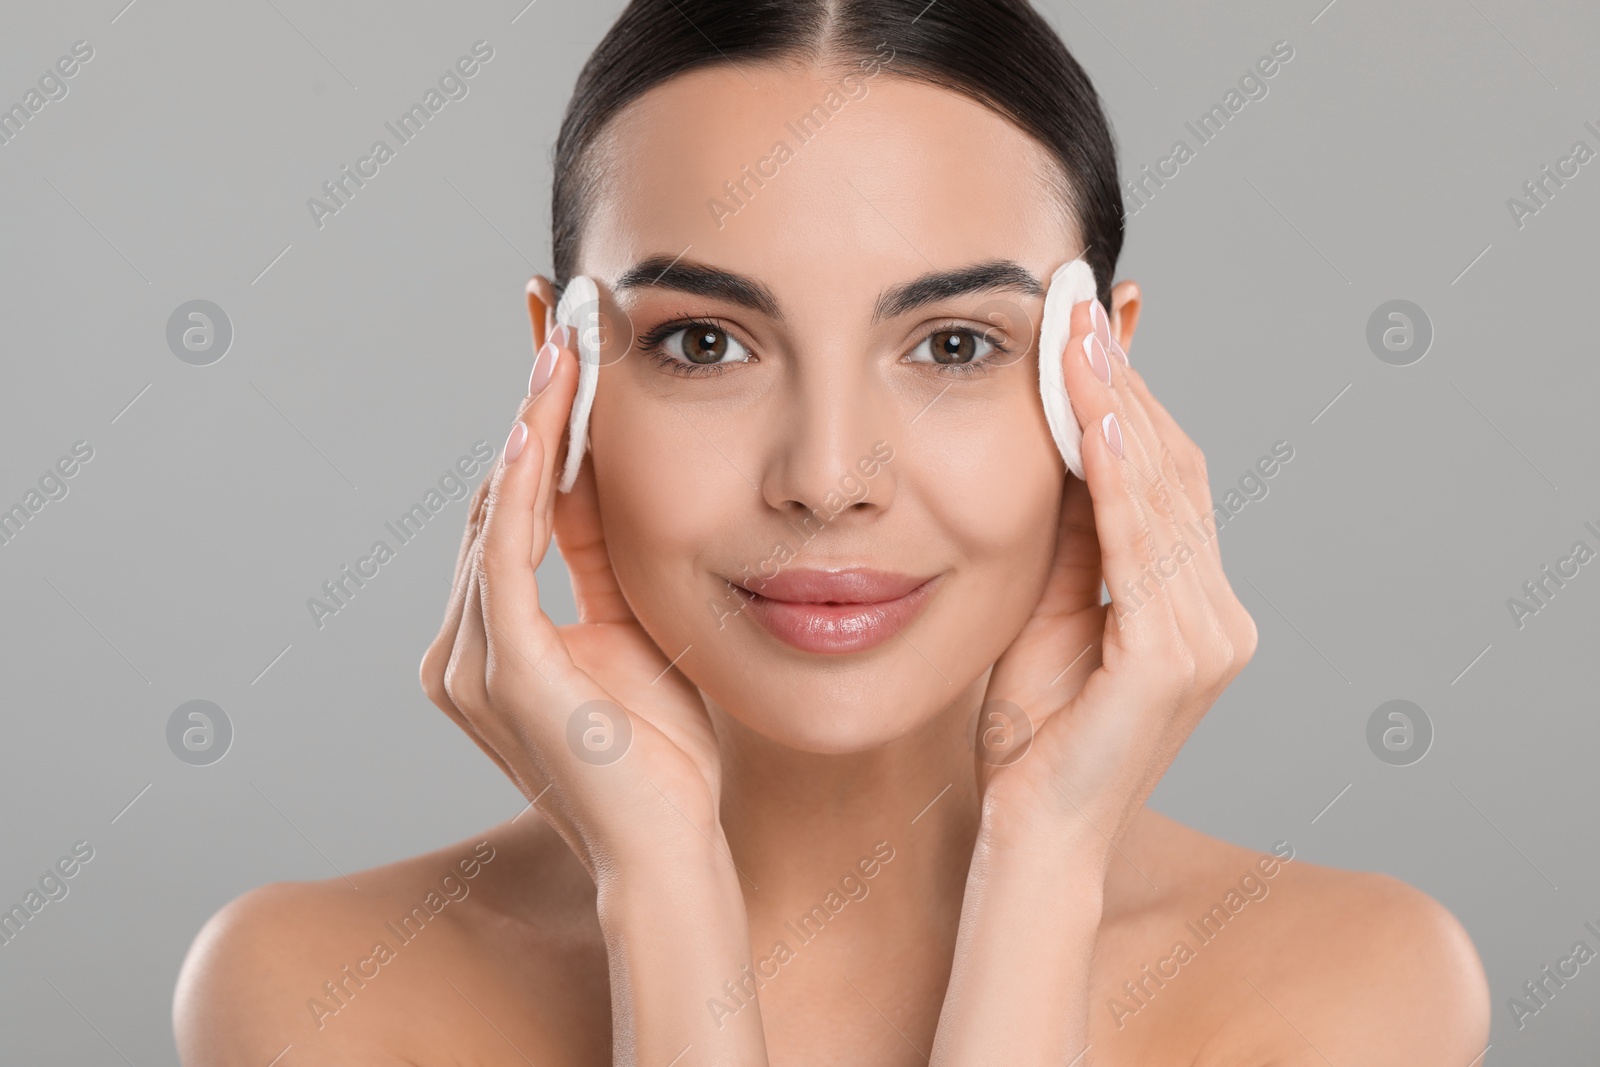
[573,60,1081,753]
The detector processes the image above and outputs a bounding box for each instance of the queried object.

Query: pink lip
[732,568,940,654]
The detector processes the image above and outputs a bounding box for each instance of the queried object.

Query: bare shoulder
[1227,851,1489,1064]
[173,815,608,1066]
[1104,810,1490,1066]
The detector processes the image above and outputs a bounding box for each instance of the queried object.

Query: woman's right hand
[419,303,725,881]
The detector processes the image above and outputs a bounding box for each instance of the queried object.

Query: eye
[906,326,1005,374]
[643,321,753,376]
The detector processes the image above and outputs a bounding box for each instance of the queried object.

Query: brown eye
[682,326,729,364]
[909,327,997,369]
[654,322,751,371]
[930,330,976,365]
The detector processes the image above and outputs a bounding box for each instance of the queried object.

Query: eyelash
[635,317,1017,379]
[637,316,744,379]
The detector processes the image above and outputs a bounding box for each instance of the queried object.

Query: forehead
[578,61,1078,306]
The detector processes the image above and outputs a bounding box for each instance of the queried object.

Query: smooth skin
[174,60,1489,1066]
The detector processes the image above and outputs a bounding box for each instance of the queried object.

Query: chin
[702,651,963,755]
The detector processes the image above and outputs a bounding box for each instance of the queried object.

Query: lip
[732,568,941,654]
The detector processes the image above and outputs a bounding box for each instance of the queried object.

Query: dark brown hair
[551,0,1124,309]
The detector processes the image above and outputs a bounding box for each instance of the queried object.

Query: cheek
[902,394,1062,663]
[907,381,1062,559]
[588,384,739,622]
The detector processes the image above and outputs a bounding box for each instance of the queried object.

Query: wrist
[596,841,748,920]
[580,788,735,884]
[591,833,769,1067]
[978,788,1113,889]
[931,798,1105,1067]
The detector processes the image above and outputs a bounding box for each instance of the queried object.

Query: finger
[1075,307,1218,638]
[475,342,588,704]
[420,471,494,717]
[1035,472,1104,617]
[444,296,568,728]
[1118,361,1256,680]
[1118,362,1219,557]
[451,475,494,613]
[1058,303,1176,649]
[528,324,577,529]
[1096,337,1251,699]
[1099,354,1228,629]
[521,318,639,627]
[1107,368,1211,587]
[1061,303,1188,632]
[421,327,547,755]
[444,559,523,788]
[553,429,638,626]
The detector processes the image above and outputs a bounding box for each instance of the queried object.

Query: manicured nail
[1110,335,1130,366]
[1089,300,1112,350]
[552,323,573,348]
[529,340,559,396]
[503,420,528,465]
[1101,412,1123,458]
[1083,334,1112,386]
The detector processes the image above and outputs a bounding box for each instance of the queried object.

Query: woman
[175,1,1490,1062]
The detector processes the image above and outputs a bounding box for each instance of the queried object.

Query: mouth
[728,568,941,655]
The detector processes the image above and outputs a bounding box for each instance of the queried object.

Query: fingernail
[1110,335,1130,367]
[1083,334,1112,386]
[1101,412,1123,458]
[552,323,573,349]
[504,420,528,465]
[1089,300,1112,350]
[529,340,558,396]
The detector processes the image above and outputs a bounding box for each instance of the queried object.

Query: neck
[708,675,988,939]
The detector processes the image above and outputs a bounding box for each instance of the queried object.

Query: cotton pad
[551,259,1099,491]
[1037,257,1100,480]
[554,275,600,493]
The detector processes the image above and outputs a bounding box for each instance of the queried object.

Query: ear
[1108,278,1141,356]
[526,274,558,352]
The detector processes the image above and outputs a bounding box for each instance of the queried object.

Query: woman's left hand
[974,299,1258,857]
[933,297,1258,1066]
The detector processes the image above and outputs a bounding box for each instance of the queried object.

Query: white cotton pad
[1037,258,1100,480]
[551,261,1099,490]
[554,275,600,493]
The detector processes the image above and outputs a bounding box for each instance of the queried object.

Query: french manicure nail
[1110,335,1130,366]
[529,340,558,396]
[504,420,528,465]
[1089,300,1112,350]
[552,323,573,348]
[1102,412,1123,458]
[1084,334,1112,386]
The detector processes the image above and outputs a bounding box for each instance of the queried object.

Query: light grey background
[1,0,1595,1061]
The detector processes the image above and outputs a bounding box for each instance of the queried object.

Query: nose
[758,356,895,526]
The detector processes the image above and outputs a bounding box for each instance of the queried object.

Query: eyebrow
[612,256,1044,324]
